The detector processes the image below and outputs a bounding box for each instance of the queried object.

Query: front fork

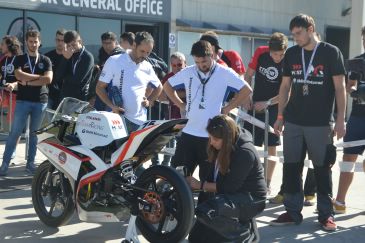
[42,164,69,200]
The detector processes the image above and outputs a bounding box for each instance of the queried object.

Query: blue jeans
[1,100,47,170]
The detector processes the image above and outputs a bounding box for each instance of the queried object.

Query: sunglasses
[208,118,225,129]
[171,63,183,68]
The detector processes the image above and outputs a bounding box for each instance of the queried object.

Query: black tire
[32,160,75,227]
[135,165,194,243]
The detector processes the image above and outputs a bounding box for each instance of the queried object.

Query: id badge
[303,83,309,96]
[199,102,206,109]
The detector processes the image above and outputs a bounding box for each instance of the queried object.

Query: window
[177,31,201,65]
[0,8,23,43]
[78,17,121,63]
[27,12,75,54]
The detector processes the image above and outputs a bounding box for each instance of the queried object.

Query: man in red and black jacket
[200,31,246,103]
[200,31,246,76]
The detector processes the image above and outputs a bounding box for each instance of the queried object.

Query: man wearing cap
[200,31,246,76]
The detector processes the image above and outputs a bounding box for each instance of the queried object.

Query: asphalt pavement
[1,140,364,242]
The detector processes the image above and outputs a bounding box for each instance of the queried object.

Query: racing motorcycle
[31,97,194,243]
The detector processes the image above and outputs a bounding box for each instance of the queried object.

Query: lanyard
[3,56,16,80]
[301,42,319,81]
[196,63,217,103]
[214,160,219,182]
[27,53,39,74]
[72,46,85,75]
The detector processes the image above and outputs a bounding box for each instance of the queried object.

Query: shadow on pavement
[0,217,126,242]
[257,205,365,243]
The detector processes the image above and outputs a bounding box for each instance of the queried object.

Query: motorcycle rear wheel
[135,165,194,243]
[32,160,75,227]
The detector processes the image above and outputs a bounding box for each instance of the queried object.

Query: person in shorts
[333,26,365,214]
[243,32,287,196]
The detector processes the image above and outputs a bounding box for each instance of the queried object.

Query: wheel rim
[138,176,182,235]
[36,169,69,218]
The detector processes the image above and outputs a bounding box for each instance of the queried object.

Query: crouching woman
[187,114,267,242]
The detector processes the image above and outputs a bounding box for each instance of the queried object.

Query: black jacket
[57,47,94,101]
[215,129,267,199]
[146,51,168,80]
[98,46,124,67]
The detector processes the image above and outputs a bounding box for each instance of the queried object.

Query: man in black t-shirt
[334,26,365,214]
[57,30,94,102]
[45,29,66,110]
[0,30,52,176]
[270,14,346,232]
[244,32,288,197]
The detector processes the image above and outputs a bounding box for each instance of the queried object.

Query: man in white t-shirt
[96,31,162,133]
[164,40,252,202]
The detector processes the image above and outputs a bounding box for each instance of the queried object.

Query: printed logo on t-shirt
[291,64,303,76]
[258,66,279,82]
[100,71,106,77]
[1,64,14,74]
[291,63,325,97]
[309,64,324,78]
[38,62,44,70]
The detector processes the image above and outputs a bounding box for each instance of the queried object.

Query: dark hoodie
[98,46,124,67]
[57,47,94,101]
[215,129,267,199]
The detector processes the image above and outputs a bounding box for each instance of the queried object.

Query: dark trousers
[282,123,334,223]
[171,132,212,181]
[277,168,317,196]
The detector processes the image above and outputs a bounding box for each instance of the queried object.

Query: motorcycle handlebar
[35,120,62,134]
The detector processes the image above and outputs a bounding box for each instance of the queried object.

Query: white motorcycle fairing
[32,98,195,243]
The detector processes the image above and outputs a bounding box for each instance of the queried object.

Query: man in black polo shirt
[45,29,66,109]
[0,30,52,176]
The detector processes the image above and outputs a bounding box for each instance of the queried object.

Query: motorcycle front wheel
[32,160,75,227]
[135,165,194,243]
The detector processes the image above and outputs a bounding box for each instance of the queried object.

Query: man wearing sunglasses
[156,52,187,166]
[160,52,187,120]
[164,40,252,202]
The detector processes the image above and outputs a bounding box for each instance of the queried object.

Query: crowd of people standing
[0,12,364,240]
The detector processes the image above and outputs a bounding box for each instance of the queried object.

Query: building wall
[170,0,356,117]
[170,0,353,65]
[172,0,351,37]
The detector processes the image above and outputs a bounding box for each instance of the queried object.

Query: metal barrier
[231,108,365,174]
[0,88,14,137]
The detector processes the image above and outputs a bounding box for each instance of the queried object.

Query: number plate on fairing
[76,111,128,149]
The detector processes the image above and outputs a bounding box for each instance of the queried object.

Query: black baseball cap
[200,34,221,50]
